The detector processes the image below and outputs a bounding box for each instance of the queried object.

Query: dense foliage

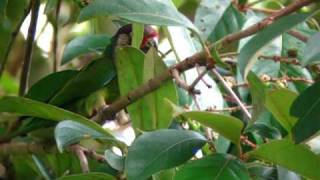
[0,0,320,179]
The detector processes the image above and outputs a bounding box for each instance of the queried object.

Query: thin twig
[195,64,212,88]
[70,145,90,173]
[233,76,314,88]
[240,135,257,149]
[206,105,253,113]
[19,0,41,96]
[258,55,301,65]
[53,0,61,72]
[171,69,200,94]
[190,67,211,90]
[211,68,252,120]
[0,3,31,78]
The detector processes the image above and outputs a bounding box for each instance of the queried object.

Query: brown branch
[220,0,314,46]
[250,7,280,14]
[0,3,32,78]
[240,135,257,149]
[70,145,90,173]
[258,55,301,65]
[288,30,309,43]
[19,0,41,96]
[0,142,55,156]
[95,0,314,123]
[233,76,314,87]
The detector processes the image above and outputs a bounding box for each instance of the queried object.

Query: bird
[9,24,159,140]
[104,24,159,59]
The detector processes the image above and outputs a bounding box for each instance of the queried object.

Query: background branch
[19,0,41,96]
[0,3,32,78]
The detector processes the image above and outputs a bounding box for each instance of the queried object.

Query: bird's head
[114,24,158,52]
[104,24,158,58]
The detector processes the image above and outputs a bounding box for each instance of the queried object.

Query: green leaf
[49,58,116,106]
[153,169,176,180]
[125,129,206,180]
[247,72,266,122]
[26,70,78,102]
[0,0,7,19]
[291,81,320,143]
[301,32,320,65]
[0,73,19,94]
[194,0,231,40]
[115,47,145,129]
[265,89,298,134]
[195,0,245,42]
[44,0,58,14]
[238,13,313,78]
[105,150,125,171]
[61,34,111,65]
[132,23,144,49]
[248,140,320,180]
[57,172,116,180]
[55,120,122,152]
[175,154,250,180]
[0,96,113,138]
[177,111,243,145]
[141,48,178,130]
[77,0,196,31]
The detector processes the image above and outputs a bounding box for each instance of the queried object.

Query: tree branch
[53,0,61,72]
[0,142,55,156]
[19,0,41,96]
[95,0,315,123]
[0,3,32,78]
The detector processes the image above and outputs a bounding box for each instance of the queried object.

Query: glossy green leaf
[0,96,113,138]
[194,0,231,40]
[247,163,276,180]
[247,72,266,122]
[55,120,121,152]
[177,111,243,145]
[301,32,320,65]
[291,81,320,143]
[26,70,78,102]
[61,34,111,65]
[248,140,320,180]
[175,154,250,180]
[141,48,178,130]
[195,0,245,42]
[78,0,196,30]
[125,129,206,180]
[153,169,176,180]
[105,150,125,171]
[57,172,115,180]
[50,58,116,106]
[277,166,301,180]
[239,13,312,78]
[115,47,145,129]
[265,89,298,134]
[132,23,144,49]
